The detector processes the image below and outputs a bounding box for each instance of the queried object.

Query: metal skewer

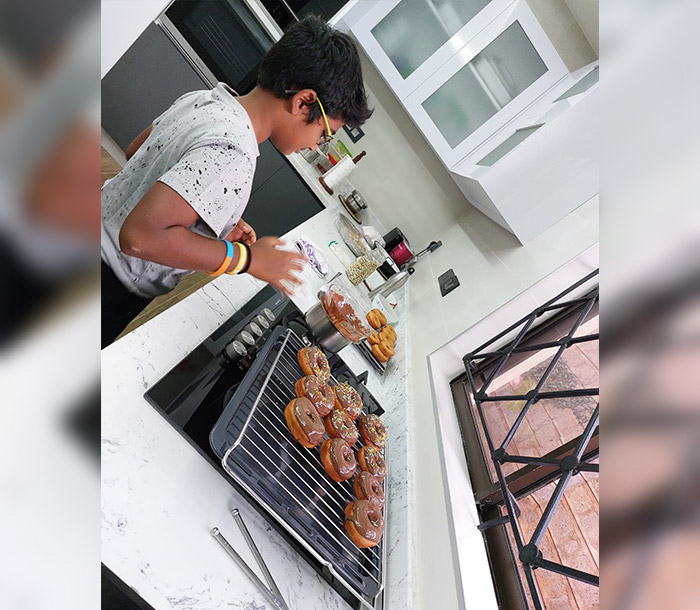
[231,508,290,610]
[210,527,287,610]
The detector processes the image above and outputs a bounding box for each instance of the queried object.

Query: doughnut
[320,438,357,482]
[344,499,385,548]
[375,309,387,326]
[366,310,382,330]
[297,346,330,383]
[358,414,387,450]
[324,408,359,446]
[358,446,387,480]
[378,340,394,359]
[371,343,389,363]
[353,471,385,509]
[384,325,396,340]
[367,331,380,346]
[333,382,363,419]
[284,397,324,448]
[294,375,334,417]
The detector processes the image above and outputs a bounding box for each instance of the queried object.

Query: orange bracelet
[207,240,234,277]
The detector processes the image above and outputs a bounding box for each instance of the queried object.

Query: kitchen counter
[101,158,415,610]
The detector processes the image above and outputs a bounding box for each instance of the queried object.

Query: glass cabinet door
[422,21,547,148]
[351,0,513,100]
[370,0,492,79]
[404,1,569,168]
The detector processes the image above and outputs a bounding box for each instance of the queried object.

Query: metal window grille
[462,270,599,609]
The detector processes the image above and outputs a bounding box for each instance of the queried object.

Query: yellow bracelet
[207,240,234,277]
[226,242,247,275]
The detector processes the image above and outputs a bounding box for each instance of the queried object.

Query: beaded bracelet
[207,240,234,277]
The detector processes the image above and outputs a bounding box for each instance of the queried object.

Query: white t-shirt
[101,83,259,298]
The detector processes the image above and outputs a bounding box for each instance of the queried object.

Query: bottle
[328,240,354,269]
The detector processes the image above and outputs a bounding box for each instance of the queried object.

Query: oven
[144,285,386,609]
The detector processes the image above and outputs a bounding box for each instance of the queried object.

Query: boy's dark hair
[257,15,373,128]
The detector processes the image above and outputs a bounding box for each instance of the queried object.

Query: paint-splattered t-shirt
[101,83,259,298]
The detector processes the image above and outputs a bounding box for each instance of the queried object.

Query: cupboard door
[404,1,568,168]
[352,0,514,100]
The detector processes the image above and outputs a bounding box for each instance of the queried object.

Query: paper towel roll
[319,155,356,194]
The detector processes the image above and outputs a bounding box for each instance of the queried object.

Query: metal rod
[480,388,599,402]
[577,462,599,472]
[501,455,567,469]
[231,509,290,610]
[574,405,600,460]
[472,333,600,360]
[532,557,599,586]
[210,527,287,610]
[528,468,573,547]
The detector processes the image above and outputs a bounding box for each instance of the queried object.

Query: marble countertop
[101,156,415,610]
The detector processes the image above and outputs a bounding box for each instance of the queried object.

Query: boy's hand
[247,237,306,296]
[225,218,256,245]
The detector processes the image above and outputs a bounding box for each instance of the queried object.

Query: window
[452,271,599,609]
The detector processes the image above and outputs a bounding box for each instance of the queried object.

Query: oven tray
[209,326,386,605]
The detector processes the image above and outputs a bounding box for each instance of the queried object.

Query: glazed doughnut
[333,382,363,419]
[366,310,382,330]
[297,346,330,383]
[371,343,389,363]
[344,499,385,548]
[295,375,334,417]
[320,438,357,482]
[358,414,387,450]
[367,331,380,346]
[324,408,359,446]
[284,397,325,448]
[358,446,387,480]
[353,471,385,509]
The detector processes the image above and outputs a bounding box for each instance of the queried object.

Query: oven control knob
[262,307,275,323]
[223,340,247,363]
[243,321,263,340]
[254,314,270,331]
[234,330,256,347]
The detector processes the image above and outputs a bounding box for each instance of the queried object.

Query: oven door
[158,0,282,92]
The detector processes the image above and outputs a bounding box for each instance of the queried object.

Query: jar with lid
[345,250,382,285]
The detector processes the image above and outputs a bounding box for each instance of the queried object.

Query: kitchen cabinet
[348,0,597,242]
[449,62,599,241]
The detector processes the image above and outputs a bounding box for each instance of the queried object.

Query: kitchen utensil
[210,527,288,610]
[371,295,398,325]
[319,151,366,195]
[336,213,371,257]
[320,279,372,342]
[400,240,443,269]
[367,267,415,300]
[231,509,290,610]
[304,300,351,353]
[338,194,361,223]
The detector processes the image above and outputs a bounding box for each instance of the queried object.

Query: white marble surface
[101,159,415,610]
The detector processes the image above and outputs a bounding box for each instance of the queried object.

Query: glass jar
[345,252,381,285]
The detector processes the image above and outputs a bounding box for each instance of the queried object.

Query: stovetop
[144,285,385,610]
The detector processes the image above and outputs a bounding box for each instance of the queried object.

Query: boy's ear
[289,89,318,115]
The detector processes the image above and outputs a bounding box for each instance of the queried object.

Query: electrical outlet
[438,269,460,296]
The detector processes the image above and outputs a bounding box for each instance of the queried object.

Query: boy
[101,16,373,347]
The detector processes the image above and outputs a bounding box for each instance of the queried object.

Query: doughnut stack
[283,344,388,548]
[366,308,397,364]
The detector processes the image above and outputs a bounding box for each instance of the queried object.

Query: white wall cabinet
[450,63,599,242]
[347,0,598,243]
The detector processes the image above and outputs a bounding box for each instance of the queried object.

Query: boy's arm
[125,124,153,161]
[119,181,306,294]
